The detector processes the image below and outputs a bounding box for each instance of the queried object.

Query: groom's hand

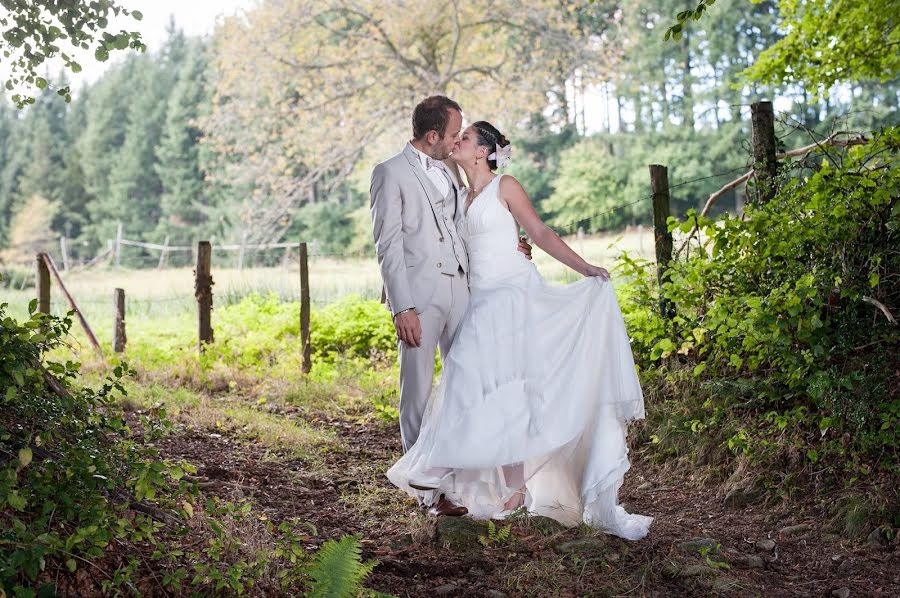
[517,236,533,261]
[394,310,422,347]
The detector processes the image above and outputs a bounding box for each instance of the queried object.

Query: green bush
[192,293,395,375]
[310,295,396,362]
[0,301,384,595]
[0,301,185,592]
[618,126,900,472]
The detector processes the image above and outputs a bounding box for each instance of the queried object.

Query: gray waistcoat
[433,172,466,276]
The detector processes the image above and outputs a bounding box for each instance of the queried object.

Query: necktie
[426,157,439,170]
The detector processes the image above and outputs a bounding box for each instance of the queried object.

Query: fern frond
[305,534,377,598]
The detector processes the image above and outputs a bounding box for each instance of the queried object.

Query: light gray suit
[371,143,470,451]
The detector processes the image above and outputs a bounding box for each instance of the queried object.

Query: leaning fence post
[649,164,675,320]
[42,253,103,357]
[300,241,311,374]
[36,253,50,314]
[751,100,777,203]
[113,288,126,353]
[195,241,214,352]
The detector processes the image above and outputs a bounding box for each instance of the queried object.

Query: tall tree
[80,26,189,247]
[16,79,69,204]
[204,0,620,242]
[0,91,22,244]
[155,38,211,244]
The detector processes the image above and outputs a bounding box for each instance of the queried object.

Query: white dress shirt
[408,142,450,196]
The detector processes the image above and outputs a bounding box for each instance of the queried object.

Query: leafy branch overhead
[663,0,717,42]
[664,0,900,93]
[0,0,145,107]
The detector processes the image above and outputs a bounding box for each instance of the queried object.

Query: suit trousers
[398,267,469,452]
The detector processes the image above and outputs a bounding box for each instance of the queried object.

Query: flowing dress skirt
[386,261,652,540]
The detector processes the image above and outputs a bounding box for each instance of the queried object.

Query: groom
[370,96,470,516]
[371,96,530,517]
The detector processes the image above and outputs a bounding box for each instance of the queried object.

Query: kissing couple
[370,95,651,540]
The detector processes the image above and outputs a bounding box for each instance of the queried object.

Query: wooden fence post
[113,288,126,353]
[751,100,777,203]
[115,222,123,268]
[59,236,69,272]
[36,253,50,314]
[649,165,675,320]
[195,241,214,352]
[238,232,247,271]
[157,235,170,269]
[300,241,311,374]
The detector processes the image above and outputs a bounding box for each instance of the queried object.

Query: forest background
[1,0,896,267]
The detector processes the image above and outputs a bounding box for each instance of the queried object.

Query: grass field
[1,227,655,329]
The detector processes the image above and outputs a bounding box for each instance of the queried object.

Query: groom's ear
[425,130,439,145]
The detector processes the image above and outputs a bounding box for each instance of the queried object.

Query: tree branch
[862,295,897,325]
[700,170,754,217]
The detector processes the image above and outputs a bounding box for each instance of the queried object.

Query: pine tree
[78,57,135,248]
[0,91,23,245]
[54,85,92,249]
[17,78,69,204]
[81,25,189,249]
[154,38,210,245]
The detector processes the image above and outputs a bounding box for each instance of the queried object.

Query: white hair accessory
[488,143,512,168]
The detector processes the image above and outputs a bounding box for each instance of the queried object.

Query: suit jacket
[370,143,469,316]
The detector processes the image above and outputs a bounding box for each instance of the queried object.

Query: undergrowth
[618,127,899,530]
[0,299,381,596]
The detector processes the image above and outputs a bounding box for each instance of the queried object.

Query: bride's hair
[471,121,510,171]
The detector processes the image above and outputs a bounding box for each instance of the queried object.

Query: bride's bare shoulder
[498,175,529,201]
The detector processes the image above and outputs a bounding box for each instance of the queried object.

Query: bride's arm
[500,176,609,279]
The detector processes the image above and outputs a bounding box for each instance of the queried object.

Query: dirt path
[149,408,899,597]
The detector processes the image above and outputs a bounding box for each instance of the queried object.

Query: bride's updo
[472,121,510,171]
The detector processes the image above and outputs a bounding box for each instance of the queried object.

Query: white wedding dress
[386,175,652,540]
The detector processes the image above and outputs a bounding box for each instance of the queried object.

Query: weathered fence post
[59,236,69,272]
[157,235,170,269]
[195,241,214,352]
[238,232,248,271]
[751,100,777,203]
[115,222,123,268]
[113,288,126,353]
[36,253,50,314]
[649,165,675,320]
[300,241,311,374]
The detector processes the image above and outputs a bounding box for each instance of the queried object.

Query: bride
[386,121,652,540]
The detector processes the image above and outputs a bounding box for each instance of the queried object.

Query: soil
[137,409,899,598]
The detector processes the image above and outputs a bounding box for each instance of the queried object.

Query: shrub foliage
[618,126,899,473]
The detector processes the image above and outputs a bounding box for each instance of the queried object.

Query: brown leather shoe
[427,494,468,517]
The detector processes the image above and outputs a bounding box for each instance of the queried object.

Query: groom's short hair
[413,96,461,140]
